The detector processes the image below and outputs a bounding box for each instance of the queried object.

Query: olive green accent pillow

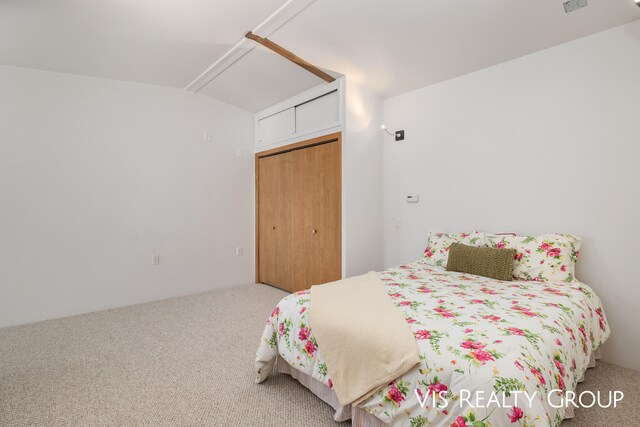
[446,243,516,281]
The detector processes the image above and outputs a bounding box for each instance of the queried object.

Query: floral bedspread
[255,261,609,427]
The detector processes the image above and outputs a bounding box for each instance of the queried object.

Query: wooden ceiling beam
[245,31,335,83]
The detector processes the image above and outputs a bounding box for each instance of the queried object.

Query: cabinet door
[257,108,295,146]
[291,141,342,291]
[295,90,339,134]
[258,152,293,290]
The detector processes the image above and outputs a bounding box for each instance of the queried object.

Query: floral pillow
[485,234,581,283]
[423,232,485,268]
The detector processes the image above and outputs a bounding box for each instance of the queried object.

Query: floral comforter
[255,261,610,427]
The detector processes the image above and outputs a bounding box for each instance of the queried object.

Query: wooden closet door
[258,152,293,290]
[291,141,342,291]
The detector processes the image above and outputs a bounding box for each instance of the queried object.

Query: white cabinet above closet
[295,90,339,135]
[257,108,295,143]
[255,79,344,150]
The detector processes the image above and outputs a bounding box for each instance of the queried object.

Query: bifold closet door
[291,141,342,291]
[258,151,293,290]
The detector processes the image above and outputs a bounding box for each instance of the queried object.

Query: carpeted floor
[0,284,638,426]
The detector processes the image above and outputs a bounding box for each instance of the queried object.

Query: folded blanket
[309,272,420,405]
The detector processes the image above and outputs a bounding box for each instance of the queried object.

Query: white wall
[383,21,640,370]
[344,78,384,276]
[0,65,255,327]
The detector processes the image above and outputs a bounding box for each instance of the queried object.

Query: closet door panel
[291,141,341,291]
[258,152,293,290]
[310,141,342,286]
[290,147,312,291]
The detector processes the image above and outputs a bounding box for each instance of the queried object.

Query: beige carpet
[0,284,638,427]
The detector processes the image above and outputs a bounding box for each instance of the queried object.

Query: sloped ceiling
[0,0,287,88]
[1,0,639,112]
[268,0,640,99]
[198,45,331,113]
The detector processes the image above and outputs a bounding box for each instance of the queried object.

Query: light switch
[406,193,419,203]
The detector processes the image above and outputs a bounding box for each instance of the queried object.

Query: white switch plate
[395,219,401,229]
[203,132,211,141]
[406,193,419,203]
[235,247,243,256]
[236,149,243,158]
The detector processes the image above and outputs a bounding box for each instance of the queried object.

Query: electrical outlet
[203,132,211,141]
[235,247,243,256]
[152,254,160,265]
[395,219,401,229]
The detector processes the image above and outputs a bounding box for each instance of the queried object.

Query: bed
[255,259,610,426]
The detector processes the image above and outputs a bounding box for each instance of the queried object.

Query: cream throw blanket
[309,272,420,406]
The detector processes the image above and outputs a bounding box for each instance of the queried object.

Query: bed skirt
[274,348,601,425]
[274,356,385,425]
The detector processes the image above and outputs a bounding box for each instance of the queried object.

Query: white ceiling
[270,0,640,99]
[0,0,286,88]
[1,0,639,111]
[199,45,331,112]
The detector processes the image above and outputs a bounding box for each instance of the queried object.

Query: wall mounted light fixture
[635,0,640,8]
[380,124,405,141]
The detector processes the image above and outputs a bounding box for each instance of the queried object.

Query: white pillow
[423,232,485,268]
[485,234,581,283]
